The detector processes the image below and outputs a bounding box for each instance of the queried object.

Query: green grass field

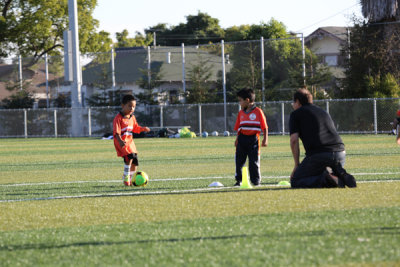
[0,135,399,266]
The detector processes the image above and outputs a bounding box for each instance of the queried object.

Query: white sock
[123,165,130,177]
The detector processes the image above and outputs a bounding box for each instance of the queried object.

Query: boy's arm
[115,133,125,148]
[261,128,268,147]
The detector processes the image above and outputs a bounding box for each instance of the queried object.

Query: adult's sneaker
[337,172,357,188]
[322,170,339,188]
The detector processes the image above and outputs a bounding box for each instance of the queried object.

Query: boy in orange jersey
[113,95,150,186]
[234,88,268,186]
[394,109,400,145]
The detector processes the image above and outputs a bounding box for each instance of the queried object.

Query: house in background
[80,46,231,105]
[305,26,350,78]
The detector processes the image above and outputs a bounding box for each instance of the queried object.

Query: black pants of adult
[291,151,347,188]
[235,134,261,185]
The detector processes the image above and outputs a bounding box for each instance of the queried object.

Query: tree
[340,17,400,98]
[0,0,113,63]
[145,11,224,46]
[2,89,34,108]
[136,66,164,105]
[186,54,214,103]
[115,29,153,48]
[360,0,399,22]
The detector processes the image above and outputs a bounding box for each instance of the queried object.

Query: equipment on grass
[223,131,230,137]
[278,181,291,186]
[202,131,208,137]
[397,124,400,145]
[240,166,252,189]
[211,131,219,136]
[133,171,149,187]
[208,181,224,187]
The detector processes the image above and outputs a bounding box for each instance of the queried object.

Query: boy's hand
[118,139,126,148]
[262,137,268,147]
[234,137,238,147]
[143,127,150,132]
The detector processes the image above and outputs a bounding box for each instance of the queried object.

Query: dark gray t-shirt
[289,104,344,155]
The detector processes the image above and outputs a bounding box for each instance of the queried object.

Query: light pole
[68,0,83,136]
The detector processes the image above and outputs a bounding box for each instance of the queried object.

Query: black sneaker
[234,181,241,187]
[322,170,339,188]
[336,172,357,188]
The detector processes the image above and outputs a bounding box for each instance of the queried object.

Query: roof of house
[305,27,350,44]
[82,46,231,85]
[0,63,53,100]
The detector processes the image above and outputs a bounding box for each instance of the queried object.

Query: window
[325,55,338,66]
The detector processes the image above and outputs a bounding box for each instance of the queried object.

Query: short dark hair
[236,88,255,102]
[293,88,313,105]
[121,94,136,104]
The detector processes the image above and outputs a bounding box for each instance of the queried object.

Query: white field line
[0,180,399,203]
[1,172,400,187]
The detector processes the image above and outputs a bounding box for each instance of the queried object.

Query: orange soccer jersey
[234,107,268,136]
[113,112,145,157]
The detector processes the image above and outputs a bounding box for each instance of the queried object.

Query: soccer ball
[223,131,230,137]
[211,131,219,136]
[202,131,208,137]
[133,171,149,187]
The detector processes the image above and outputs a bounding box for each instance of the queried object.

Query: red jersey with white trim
[234,106,268,136]
[113,112,145,156]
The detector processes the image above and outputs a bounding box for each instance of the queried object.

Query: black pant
[235,134,261,185]
[291,151,347,188]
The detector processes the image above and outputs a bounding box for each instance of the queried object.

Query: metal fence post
[221,40,227,131]
[281,102,285,135]
[198,104,202,134]
[24,109,27,138]
[326,100,330,114]
[19,55,23,91]
[160,106,163,128]
[260,37,265,105]
[88,108,92,137]
[373,98,377,134]
[45,53,49,108]
[54,109,58,137]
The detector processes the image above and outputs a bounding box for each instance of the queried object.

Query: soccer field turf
[0,135,399,266]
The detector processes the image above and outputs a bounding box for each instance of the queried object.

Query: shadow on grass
[1,226,399,251]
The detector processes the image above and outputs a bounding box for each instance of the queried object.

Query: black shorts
[122,153,139,166]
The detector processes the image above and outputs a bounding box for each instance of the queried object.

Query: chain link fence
[0,98,398,138]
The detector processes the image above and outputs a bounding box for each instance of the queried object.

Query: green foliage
[115,29,153,48]
[136,67,164,105]
[0,0,113,61]
[366,73,400,98]
[186,53,215,103]
[53,93,70,108]
[340,19,400,98]
[145,11,225,46]
[1,89,34,108]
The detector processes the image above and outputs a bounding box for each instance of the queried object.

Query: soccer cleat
[123,175,132,186]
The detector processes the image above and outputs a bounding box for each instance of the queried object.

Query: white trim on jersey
[240,121,260,125]
[238,127,261,132]
[122,132,133,136]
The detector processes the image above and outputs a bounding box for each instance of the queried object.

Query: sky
[93,0,363,40]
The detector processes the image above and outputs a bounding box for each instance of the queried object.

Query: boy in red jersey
[113,95,150,186]
[394,109,400,145]
[234,88,268,186]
